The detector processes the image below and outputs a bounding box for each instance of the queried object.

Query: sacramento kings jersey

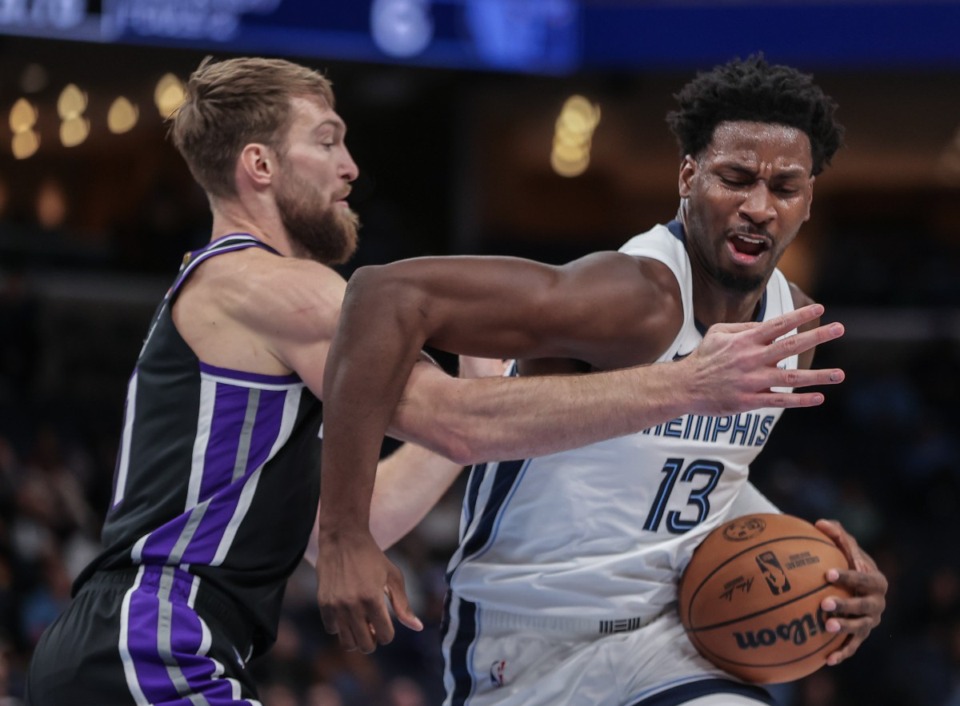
[74,233,323,655]
[446,221,798,624]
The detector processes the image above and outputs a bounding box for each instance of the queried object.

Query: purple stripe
[182,389,286,564]
[126,569,238,704]
[200,361,301,385]
[136,384,246,562]
[199,384,250,501]
[208,232,280,255]
[168,601,235,703]
[249,388,286,468]
[126,586,178,700]
[169,234,280,298]
[138,384,293,565]
[171,242,263,295]
[187,484,245,564]
[138,524,182,563]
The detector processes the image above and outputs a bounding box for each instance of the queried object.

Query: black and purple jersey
[74,233,323,657]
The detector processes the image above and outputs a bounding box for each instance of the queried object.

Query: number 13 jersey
[445,221,799,624]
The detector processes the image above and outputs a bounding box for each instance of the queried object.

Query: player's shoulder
[204,247,343,294]
[788,281,815,310]
[184,248,345,328]
[567,248,678,291]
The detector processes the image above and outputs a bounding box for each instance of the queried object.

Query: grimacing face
[274,96,360,265]
[679,121,815,294]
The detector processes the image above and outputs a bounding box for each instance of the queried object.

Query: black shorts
[26,565,260,706]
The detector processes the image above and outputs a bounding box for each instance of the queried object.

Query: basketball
[678,513,852,684]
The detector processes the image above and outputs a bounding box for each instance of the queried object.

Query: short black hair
[666,54,844,176]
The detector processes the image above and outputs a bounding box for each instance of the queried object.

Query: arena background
[1,1,959,704]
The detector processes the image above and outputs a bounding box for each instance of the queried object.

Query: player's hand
[815,518,888,666]
[683,303,846,415]
[315,526,422,653]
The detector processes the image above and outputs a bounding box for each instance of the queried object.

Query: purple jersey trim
[199,362,301,386]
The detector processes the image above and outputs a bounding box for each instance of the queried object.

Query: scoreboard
[1,0,958,74]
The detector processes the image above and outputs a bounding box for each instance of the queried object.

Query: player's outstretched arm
[815,519,888,666]
[316,255,845,653]
[394,306,844,464]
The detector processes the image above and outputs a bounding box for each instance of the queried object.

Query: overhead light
[60,116,90,148]
[154,73,185,118]
[10,99,39,158]
[12,130,40,160]
[9,98,38,134]
[55,84,89,148]
[551,94,601,178]
[57,84,88,119]
[108,97,139,134]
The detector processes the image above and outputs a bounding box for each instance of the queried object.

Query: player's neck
[209,200,293,257]
[691,276,765,329]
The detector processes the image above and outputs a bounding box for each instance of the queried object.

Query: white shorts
[441,600,775,706]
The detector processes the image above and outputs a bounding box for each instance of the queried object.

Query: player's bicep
[377,252,674,362]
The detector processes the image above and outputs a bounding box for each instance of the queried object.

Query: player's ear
[678,155,697,197]
[803,175,815,222]
[238,143,275,187]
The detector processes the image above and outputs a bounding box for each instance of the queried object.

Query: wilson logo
[733,607,829,650]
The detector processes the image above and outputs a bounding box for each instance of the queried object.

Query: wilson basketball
[678,513,852,684]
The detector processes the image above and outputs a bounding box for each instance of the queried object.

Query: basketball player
[23,56,848,706]
[317,55,888,705]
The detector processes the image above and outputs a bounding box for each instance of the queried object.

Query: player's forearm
[318,266,439,534]
[393,359,696,464]
[369,443,464,550]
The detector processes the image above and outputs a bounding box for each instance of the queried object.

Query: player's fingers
[319,601,380,653]
[360,567,410,649]
[752,303,826,342]
[360,598,395,651]
[816,520,878,574]
[774,366,846,389]
[750,391,826,409]
[762,321,845,363]
[823,591,885,625]
[827,569,888,600]
[386,581,424,633]
[706,303,826,338]
[816,519,858,567]
[334,615,363,652]
[824,635,862,667]
[319,606,339,635]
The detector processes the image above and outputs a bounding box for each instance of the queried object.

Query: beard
[276,186,360,265]
[711,265,766,294]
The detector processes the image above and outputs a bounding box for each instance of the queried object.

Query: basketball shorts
[442,601,775,706]
[25,565,262,706]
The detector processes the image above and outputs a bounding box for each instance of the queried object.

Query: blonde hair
[169,56,336,198]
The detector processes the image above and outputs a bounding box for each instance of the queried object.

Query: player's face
[679,121,814,294]
[274,96,360,264]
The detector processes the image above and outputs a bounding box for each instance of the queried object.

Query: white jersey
[446,221,798,626]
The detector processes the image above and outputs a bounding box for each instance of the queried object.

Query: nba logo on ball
[756,551,790,595]
[679,513,852,684]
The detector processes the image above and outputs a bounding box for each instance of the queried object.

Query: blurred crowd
[1,216,960,706]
